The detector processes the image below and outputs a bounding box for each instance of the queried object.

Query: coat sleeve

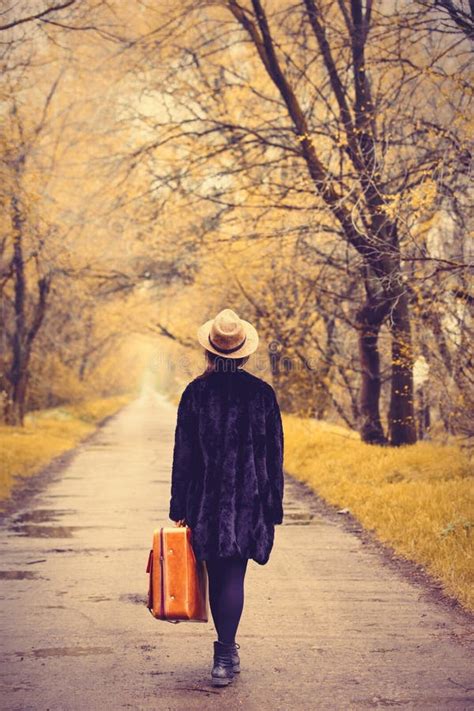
[169,385,195,522]
[266,388,284,525]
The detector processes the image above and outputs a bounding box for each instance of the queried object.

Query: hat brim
[197,318,259,359]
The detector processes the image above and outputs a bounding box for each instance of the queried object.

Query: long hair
[199,349,249,377]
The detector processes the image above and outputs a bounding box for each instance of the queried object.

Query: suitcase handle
[146,549,153,574]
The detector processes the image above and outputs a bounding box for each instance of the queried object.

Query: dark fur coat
[169,368,284,565]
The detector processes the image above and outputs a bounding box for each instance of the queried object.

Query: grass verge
[282,413,474,613]
[0,394,133,503]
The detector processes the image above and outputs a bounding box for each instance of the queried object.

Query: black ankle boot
[230,642,241,673]
[211,641,235,686]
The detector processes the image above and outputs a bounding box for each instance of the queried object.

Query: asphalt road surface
[1,390,473,710]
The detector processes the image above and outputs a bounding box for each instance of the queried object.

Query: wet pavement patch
[7,507,82,537]
[17,647,114,658]
[283,511,317,525]
[13,509,77,524]
[45,546,119,554]
[0,570,38,580]
[8,525,81,538]
[120,592,147,605]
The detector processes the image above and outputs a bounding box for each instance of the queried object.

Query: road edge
[0,401,132,522]
[285,472,474,638]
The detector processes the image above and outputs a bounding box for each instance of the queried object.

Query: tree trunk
[6,366,29,426]
[268,339,283,397]
[268,339,294,411]
[388,290,417,445]
[4,196,50,426]
[5,196,27,426]
[356,299,388,445]
[416,386,431,440]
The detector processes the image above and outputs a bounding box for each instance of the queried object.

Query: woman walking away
[169,308,285,687]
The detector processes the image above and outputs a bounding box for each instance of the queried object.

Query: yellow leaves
[383,178,438,223]
[409,178,437,213]
[381,192,401,220]
[295,132,312,144]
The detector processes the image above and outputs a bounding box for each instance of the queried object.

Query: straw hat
[197,308,259,359]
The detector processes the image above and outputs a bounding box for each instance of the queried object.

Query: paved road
[1,391,473,711]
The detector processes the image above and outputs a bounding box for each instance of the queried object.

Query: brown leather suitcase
[146,526,208,623]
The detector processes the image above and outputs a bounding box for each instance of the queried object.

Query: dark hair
[199,349,249,377]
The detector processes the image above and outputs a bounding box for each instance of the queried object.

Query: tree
[416,0,474,42]
[0,75,62,424]
[125,1,421,442]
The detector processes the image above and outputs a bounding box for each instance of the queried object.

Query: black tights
[205,556,248,644]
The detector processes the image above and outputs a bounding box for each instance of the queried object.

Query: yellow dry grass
[282,413,474,613]
[0,395,133,502]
